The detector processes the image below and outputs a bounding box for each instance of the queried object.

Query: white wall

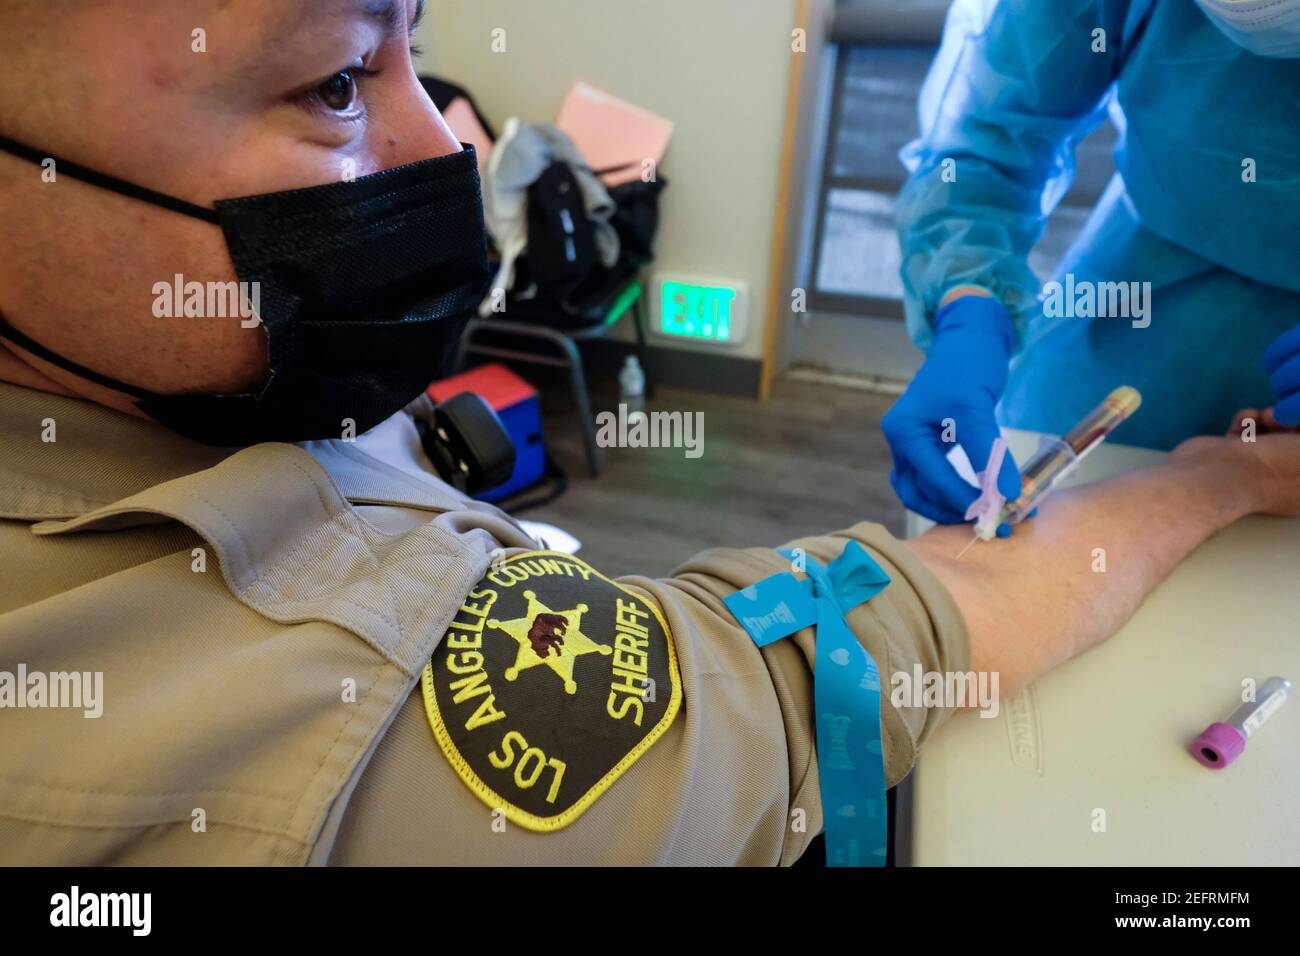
[418,0,797,362]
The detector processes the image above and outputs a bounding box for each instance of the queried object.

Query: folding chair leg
[560,336,602,477]
[632,293,655,399]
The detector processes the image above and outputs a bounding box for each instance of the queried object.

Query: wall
[418,0,798,366]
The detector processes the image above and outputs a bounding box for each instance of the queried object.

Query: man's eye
[315,70,360,112]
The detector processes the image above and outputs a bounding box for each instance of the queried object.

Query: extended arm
[905,430,1300,699]
[332,427,1300,865]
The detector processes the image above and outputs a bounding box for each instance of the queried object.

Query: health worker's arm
[896,0,1130,349]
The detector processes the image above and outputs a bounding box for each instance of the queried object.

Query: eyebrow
[361,0,425,35]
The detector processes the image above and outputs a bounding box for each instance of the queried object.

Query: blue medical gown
[896,0,1300,449]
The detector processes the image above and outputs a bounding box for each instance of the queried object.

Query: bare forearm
[904,450,1260,698]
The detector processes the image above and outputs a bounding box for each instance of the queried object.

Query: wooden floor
[525,377,902,578]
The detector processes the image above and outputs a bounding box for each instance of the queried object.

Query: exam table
[900,430,1300,865]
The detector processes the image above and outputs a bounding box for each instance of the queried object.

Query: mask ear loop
[0,314,154,399]
[0,133,220,224]
[0,133,225,397]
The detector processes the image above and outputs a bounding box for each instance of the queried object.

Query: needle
[954,533,980,561]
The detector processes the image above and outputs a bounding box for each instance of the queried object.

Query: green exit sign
[655,277,748,346]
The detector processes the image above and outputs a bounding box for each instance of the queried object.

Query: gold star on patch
[488,590,613,694]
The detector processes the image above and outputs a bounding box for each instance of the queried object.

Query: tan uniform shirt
[0,382,970,865]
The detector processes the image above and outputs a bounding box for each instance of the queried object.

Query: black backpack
[517,162,598,306]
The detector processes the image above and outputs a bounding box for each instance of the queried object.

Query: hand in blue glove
[882,295,1022,525]
[1264,323,1300,427]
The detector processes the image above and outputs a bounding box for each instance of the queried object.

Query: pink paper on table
[441,97,493,173]
[555,81,673,186]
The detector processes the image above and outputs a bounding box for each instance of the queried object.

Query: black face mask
[0,134,490,446]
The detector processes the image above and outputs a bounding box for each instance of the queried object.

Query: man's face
[0,0,455,411]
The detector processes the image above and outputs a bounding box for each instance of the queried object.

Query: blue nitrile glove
[1265,323,1300,427]
[882,295,1023,526]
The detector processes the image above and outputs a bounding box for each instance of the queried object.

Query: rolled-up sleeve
[331,522,970,866]
[648,522,971,862]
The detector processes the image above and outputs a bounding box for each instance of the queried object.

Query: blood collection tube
[999,386,1142,526]
[1191,676,1291,769]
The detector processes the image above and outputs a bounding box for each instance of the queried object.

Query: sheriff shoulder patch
[421,551,682,832]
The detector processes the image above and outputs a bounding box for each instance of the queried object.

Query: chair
[453,258,654,478]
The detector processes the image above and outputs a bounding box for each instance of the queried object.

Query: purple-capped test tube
[1191,676,1291,769]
